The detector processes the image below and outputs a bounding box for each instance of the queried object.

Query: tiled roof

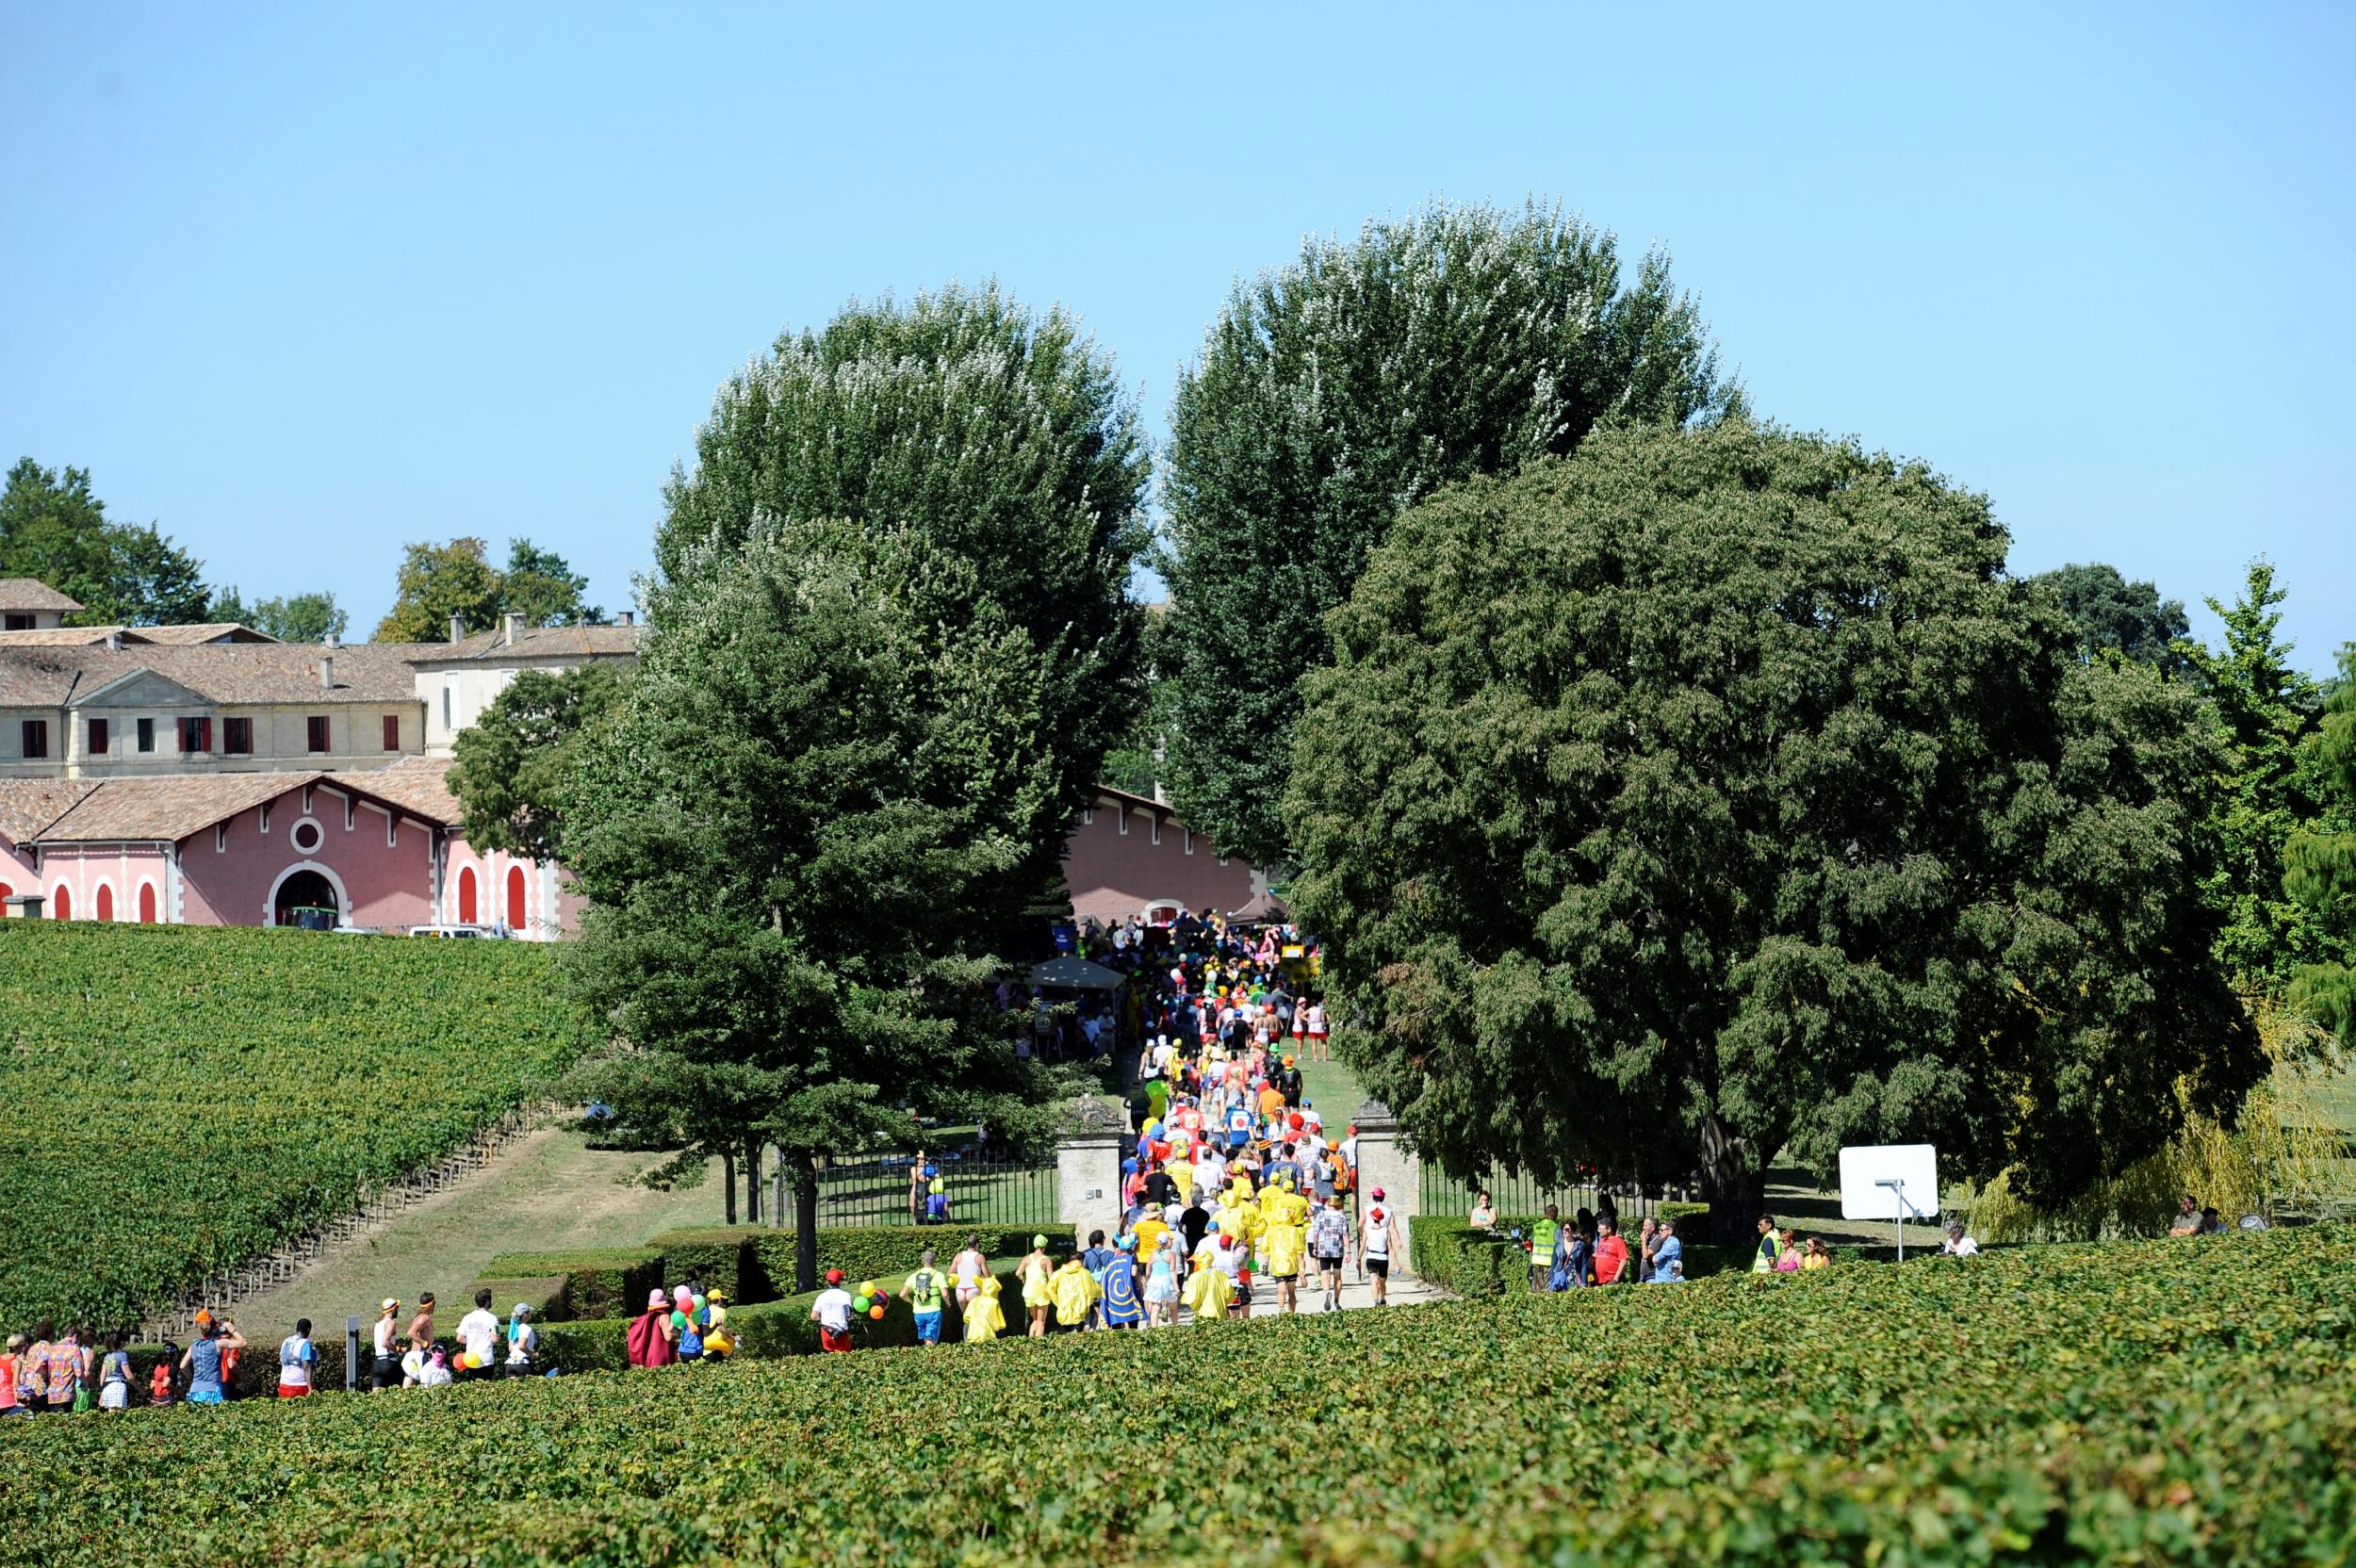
[127,624,283,645]
[0,628,122,647]
[336,755,461,824]
[34,771,318,844]
[0,643,420,709]
[405,624,642,664]
[0,578,84,612]
[0,778,100,845]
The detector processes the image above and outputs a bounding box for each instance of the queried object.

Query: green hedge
[494,1225,1066,1311]
[1412,1215,1733,1294]
[477,1248,662,1321]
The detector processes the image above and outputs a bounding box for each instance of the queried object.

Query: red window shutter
[307,715,330,753]
[139,883,157,923]
[382,714,401,751]
[506,865,526,928]
[89,719,108,755]
[457,867,477,924]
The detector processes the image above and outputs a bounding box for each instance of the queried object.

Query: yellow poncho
[1051,1260,1100,1327]
[964,1276,1007,1342]
[1182,1254,1233,1319]
[1266,1217,1306,1277]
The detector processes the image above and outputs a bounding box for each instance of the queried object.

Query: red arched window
[457,866,477,924]
[95,884,114,922]
[139,883,157,923]
[53,884,72,921]
[505,865,527,929]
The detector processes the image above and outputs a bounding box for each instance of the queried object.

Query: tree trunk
[1697,1115,1766,1246]
[772,1149,789,1231]
[794,1151,820,1293]
[744,1139,762,1224]
[722,1148,738,1226]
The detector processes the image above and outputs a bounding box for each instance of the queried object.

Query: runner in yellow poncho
[1265,1191,1308,1314]
[1050,1256,1100,1331]
[1182,1237,1233,1320]
[963,1274,1007,1343]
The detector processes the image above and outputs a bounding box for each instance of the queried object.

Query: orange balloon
[868,1303,886,1320]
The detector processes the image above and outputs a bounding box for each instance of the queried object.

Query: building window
[306,715,330,753]
[138,883,156,923]
[96,884,114,922]
[178,716,211,754]
[290,818,323,855]
[222,717,253,756]
[442,682,452,731]
[2,612,32,631]
[137,717,155,754]
[457,865,477,923]
[52,884,70,920]
[506,865,527,929]
[88,718,108,756]
[20,719,47,760]
[382,714,401,751]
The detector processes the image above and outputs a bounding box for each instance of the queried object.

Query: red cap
[825,1268,843,1285]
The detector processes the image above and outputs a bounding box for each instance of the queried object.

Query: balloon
[854,1294,873,1313]
[868,1303,886,1319]
[870,1289,889,1305]
[859,1282,876,1297]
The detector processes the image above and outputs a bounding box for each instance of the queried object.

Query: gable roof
[0,578,83,613]
[0,778,101,845]
[127,623,283,645]
[336,756,461,824]
[28,761,461,845]
[406,624,641,665]
[0,643,420,709]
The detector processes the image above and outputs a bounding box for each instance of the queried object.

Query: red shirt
[1594,1234,1629,1283]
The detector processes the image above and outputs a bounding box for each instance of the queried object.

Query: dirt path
[220,1129,720,1352]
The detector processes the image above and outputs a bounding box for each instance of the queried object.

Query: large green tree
[2285,644,2356,1040]
[2030,561,2193,674]
[2192,561,2329,990]
[654,283,1151,915]
[211,586,349,643]
[1286,421,2257,1241]
[560,522,1085,1287]
[1159,201,1740,865]
[0,457,211,625]
[450,662,626,862]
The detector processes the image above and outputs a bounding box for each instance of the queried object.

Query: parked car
[406,923,493,939]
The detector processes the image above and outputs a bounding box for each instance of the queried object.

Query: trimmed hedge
[477,1248,662,1322]
[1412,1216,1732,1295]
[491,1225,1065,1311]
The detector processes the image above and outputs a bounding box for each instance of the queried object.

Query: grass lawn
[222,1128,721,1349]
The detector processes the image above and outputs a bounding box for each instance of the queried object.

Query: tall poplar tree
[2286,644,2356,1039]
[1158,201,1739,864]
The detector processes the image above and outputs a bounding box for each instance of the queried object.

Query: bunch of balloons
[456,1351,483,1370]
[852,1281,892,1321]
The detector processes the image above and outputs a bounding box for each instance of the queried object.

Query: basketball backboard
[1838,1143,1939,1221]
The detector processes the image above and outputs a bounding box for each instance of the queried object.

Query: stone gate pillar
[1351,1098,1421,1275]
[1057,1095,1128,1247]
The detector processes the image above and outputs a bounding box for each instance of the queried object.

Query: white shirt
[458,1308,499,1365]
[813,1287,855,1332]
[1942,1234,1979,1257]
[1363,1205,1392,1257]
[372,1315,398,1356]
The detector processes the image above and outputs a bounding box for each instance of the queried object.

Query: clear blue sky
[4,4,2350,669]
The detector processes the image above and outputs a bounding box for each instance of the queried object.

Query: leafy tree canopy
[211,586,350,643]
[0,457,211,625]
[372,536,600,642]
[2285,643,2356,1040]
[655,282,1150,912]
[1287,421,2257,1242]
[560,521,1089,1286]
[1159,200,1742,865]
[2030,561,2192,673]
[450,662,626,862]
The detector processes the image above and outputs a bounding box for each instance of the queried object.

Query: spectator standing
[1649,1217,1683,1282]
[96,1331,134,1412]
[1593,1218,1629,1284]
[1940,1222,1979,1257]
[2168,1194,2201,1236]
[1530,1205,1562,1293]
[1751,1216,1781,1274]
[41,1325,81,1413]
[0,1334,25,1418]
[1468,1191,1496,1232]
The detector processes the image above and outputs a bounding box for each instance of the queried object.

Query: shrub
[479,1249,663,1321]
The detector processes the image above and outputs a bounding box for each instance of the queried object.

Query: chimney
[449,613,466,643]
[501,612,525,645]
[325,629,340,649]
[619,610,634,628]
[319,654,335,689]
[106,630,124,650]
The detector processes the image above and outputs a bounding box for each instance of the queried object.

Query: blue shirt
[1651,1235,1684,1280]
[188,1336,224,1395]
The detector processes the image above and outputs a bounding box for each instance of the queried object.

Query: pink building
[1060,785,1261,926]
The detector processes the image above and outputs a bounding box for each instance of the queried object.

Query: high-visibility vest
[1530,1217,1561,1266]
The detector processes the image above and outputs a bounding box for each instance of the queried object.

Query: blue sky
[3,4,2350,669]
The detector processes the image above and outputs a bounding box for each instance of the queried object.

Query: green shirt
[1530,1217,1560,1266]
[906,1267,946,1312]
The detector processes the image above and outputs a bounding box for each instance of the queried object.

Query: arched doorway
[457,865,478,923]
[272,869,339,928]
[505,865,526,930]
[95,884,114,922]
[138,883,157,923]
[53,884,71,920]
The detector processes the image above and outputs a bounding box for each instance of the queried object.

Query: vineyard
[3,1224,2349,1566]
[0,923,591,1330]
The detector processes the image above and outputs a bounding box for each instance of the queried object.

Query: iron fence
[813,1151,1060,1230]
[1419,1163,1660,1226]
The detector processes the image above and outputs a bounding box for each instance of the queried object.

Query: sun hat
[646,1289,668,1310]
[380,1298,400,1315]
[512,1303,532,1319]
[1371,1186,1386,1200]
